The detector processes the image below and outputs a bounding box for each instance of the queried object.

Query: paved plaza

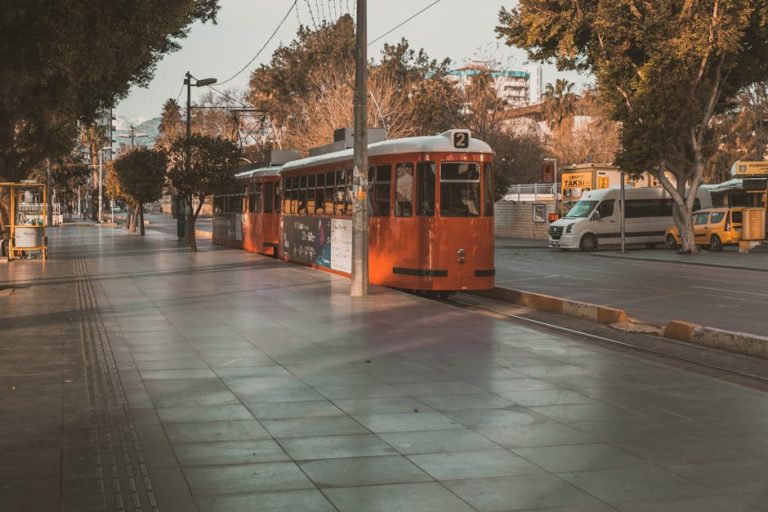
[1,224,768,511]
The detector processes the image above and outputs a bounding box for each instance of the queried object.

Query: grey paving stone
[380,428,500,454]
[409,449,545,480]
[279,434,397,460]
[613,495,760,512]
[324,482,476,512]
[196,490,335,512]
[445,473,610,511]
[184,462,313,495]
[666,460,768,493]
[445,408,539,428]
[514,443,646,472]
[262,415,369,438]
[173,439,289,466]
[500,389,596,406]
[417,392,514,410]
[332,396,430,415]
[477,422,595,448]
[156,404,255,423]
[164,420,271,443]
[353,411,462,433]
[558,466,714,502]
[299,455,431,487]
[247,400,342,419]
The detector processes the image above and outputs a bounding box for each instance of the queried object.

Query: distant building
[446,61,542,108]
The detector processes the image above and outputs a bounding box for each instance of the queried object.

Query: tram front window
[440,162,480,217]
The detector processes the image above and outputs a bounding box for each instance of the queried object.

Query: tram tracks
[438,292,768,391]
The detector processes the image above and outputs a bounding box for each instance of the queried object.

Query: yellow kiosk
[1,182,48,261]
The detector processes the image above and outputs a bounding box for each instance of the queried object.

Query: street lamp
[177,72,217,239]
[98,146,112,223]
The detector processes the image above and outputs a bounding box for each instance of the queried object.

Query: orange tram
[212,130,495,292]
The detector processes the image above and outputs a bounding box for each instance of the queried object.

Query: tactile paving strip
[75,258,158,512]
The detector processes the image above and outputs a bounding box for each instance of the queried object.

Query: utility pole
[351,0,368,297]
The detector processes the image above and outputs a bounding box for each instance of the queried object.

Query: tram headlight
[457,248,466,264]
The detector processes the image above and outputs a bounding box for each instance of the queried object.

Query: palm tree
[542,79,577,128]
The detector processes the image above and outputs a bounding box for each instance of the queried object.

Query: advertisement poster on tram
[282,217,352,273]
[330,219,351,274]
[282,218,332,269]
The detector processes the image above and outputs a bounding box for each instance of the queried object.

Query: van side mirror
[591,211,600,221]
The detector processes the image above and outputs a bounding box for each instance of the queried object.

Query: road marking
[693,286,768,298]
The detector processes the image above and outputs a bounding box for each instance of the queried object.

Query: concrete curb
[664,320,768,359]
[472,287,768,361]
[470,287,628,325]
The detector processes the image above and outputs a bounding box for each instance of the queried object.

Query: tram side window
[281,180,290,213]
[416,162,435,217]
[440,162,480,217]
[324,171,335,215]
[249,185,262,213]
[290,177,299,214]
[368,164,391,217]
[395,163,414,217]
[335,170,352,216]
[483,163,494,216]
[314,173,325,215]
[344,169,353,216]
[264,183,274,213]
[298,175,308,215]
[214,196,224,214]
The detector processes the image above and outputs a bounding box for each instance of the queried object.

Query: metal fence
[502,183,556,201]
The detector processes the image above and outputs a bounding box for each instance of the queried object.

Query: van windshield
[565,200,598,218]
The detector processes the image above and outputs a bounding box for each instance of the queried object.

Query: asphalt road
[494,242,768,337]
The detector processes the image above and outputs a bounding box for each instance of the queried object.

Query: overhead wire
[204,84,249,108]
[174,82,185,104]
[368,0,444,47]
[216,0,298,86]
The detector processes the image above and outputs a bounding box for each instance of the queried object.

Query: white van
[548,187,712,251]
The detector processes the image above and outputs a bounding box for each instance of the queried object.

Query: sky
[115,0,589,122]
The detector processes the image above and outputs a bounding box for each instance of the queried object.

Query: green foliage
[542,79,577,129]
[498,0,768,251]
[166,135,240,205]
[157,99,184,150]
[492,170,511,203]
[0,0,220,180]
[249,15,356,122]
[113,148,167,207]
[248,19,463,148]
[378,39,464,134]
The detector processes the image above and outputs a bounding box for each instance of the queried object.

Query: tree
[248,19,464,152]
[498,1,768,252]
[463,70,508,143]
[541,79,577,129]
[112,148,167,235]
[156,99,184,151]
[50,158,90,214]
[166,135,240,251]
[0,0,220,183]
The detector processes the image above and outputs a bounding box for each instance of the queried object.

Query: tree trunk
[186,197,196,252]
[139,203,145,236]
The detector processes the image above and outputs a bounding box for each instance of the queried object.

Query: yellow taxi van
[665,207,753,251]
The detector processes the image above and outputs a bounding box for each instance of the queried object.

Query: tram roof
[281,131,493,173]
[234,166,282,179]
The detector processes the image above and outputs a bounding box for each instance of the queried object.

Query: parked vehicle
[665,207,755,251]
[549,187,712,251]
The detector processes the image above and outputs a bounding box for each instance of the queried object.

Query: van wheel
[579,234,598,252]
[665,234,678,250]
[709,234,723,251]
